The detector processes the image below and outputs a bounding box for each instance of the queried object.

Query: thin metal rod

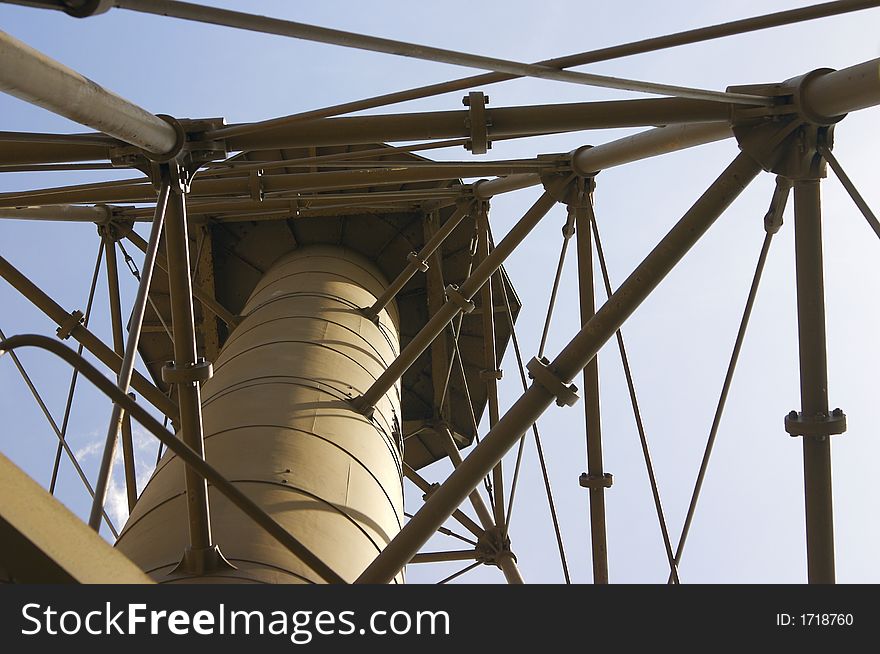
[103,232,138,513]
[669,231,774,583]
[403,465,485,539]
[88,184,169,530]
[819,145,880,239]
[0,29,177,154]
[403,512,479,547]
[0,326,118,536]
[538,209,575,358]
[0,162,116,172]
[367,202,470,317]
[0,130,120,146]
[0,253,177,417]
[495,232,570,583]
[206,0,880,139]
[437,561,481,585]
[793,179,835,583]
[49,240,103,494]
[163,186,213,552]
[357,152,761,584]
[589,213,680,584]
[575,200,610,584]
[0,334,346,585]
[410,550,478,564]
[355,189,559,413]
[114,0,769,106]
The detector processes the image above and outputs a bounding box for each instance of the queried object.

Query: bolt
[788,410,798,420]
[462,96,470,106]
[832,408,843,417]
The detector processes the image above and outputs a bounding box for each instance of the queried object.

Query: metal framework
[0,0,878,584]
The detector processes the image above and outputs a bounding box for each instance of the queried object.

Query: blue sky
[1,1,879,583]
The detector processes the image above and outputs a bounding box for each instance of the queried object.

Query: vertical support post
[88,182,171,531]
[476,203,504,527]
[793,178,836,584]
[573,194,610,584]
[424,210,452,422]
[162,176,214,558]
[102,230,138,512]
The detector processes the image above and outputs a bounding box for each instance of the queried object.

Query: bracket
[579,472,613,489]
[784,408,846,438]
[406,251,429,272]
[526,356,579,407]
[162,358,214,385]
[445,284,475,314]
[55,310,84,340]
[463,91,491,155]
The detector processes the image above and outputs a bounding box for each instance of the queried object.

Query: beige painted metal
[0,451,152,584]
[116,246,404,583]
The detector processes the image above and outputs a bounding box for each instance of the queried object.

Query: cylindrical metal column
[116,245,404,583]
[793,179,836,584]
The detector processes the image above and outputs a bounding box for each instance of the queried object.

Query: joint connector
[56,310,84,340]
[406,251,429,273]
[169,545,236,577]
[350,395,376,419]
[359,306,380,324]
[579,472,613,489]
[479,368,503,382]
[784,408,846,438]
[526,356,579,407]
[445,284,475,314]
[162,358,213,385]
[422,482,441,502]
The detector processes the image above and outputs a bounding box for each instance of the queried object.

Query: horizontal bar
[0,204,112,222]
[0,29,178,154]
[572,122,734,174]
[224,97,730,152]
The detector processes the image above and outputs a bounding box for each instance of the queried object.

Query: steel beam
[0,204,112,222]
[793,179,836,583]
[572,122,733,175]
[0,451,152,584]
[88,185,169,530]
[0,334,345,584]
[163,187,213,554]
[355,190,558,413]
[574,200,609,584]
[0,29,178,155]
[0,253,177,418]
[801,58,880,120]
[356,151,762,583]
[223,98,730,152]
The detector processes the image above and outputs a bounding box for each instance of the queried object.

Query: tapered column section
[793,179,836,584]
[116,246,404,583]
